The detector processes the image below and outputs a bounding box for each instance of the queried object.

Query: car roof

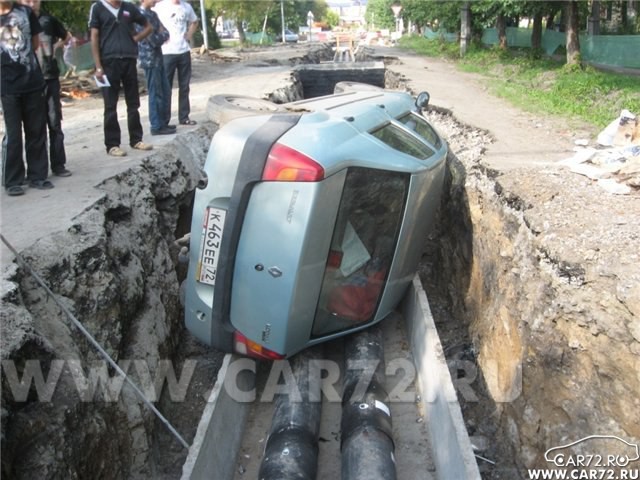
[286,90,414,119]
[277,90,434,175]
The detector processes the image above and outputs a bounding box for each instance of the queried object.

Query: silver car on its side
[184,87,447,359]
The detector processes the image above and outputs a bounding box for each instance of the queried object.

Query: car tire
[333,81,385,94]
[207,94,286,125]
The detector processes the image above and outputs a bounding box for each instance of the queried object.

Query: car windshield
[370,122,435,160]
[312,167,409,337]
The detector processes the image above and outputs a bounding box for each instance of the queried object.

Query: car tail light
[234,331,285,360]
[262,143,324,182]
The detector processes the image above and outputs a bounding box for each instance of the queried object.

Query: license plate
[197,207,226,285]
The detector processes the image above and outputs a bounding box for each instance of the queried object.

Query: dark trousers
[163,51,192,124]
[44,77,67,172]
[101,57,143,151]
[1,89,48,188]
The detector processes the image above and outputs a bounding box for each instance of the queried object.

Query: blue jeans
[144,62,171,132]
[163,51,192,124]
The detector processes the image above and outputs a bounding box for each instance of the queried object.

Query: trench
[3,46,621,480]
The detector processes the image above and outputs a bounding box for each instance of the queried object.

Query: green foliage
[365,0,396,30]
[401,0,460,32]
[399,36,640,128]
[44,0,91,35]
[324,9,340,28]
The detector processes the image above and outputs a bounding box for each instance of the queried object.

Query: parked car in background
[276,29,299,43]
[183,85,448,359]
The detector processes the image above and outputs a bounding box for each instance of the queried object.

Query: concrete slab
[181,354,255,480]
[402,275,481,480]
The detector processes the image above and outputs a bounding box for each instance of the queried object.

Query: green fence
[482,27,640,68]
[424,26,458,43]
[425,26,640,69]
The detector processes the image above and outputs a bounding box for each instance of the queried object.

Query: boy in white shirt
[153,0,198,126]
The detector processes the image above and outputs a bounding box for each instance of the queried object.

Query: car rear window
[312,167,409,337]
[370,122,435,160]
[397,112,443,149]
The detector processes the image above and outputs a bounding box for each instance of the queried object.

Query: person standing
[21,0,72,177]
[137,0,175,136]
[1,0,51,196]
[153,0,198,126]
[89,0,153,157]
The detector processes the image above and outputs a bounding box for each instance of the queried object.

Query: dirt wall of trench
[423,110,640,477]
[0,126,216,479]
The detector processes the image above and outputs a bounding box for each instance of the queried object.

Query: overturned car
[183,84,448,359]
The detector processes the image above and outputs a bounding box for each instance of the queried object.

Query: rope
[0,234,190,450]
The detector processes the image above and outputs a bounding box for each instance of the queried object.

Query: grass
[398,36,640,128]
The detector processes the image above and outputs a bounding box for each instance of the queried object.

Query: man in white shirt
[153,0,198,126]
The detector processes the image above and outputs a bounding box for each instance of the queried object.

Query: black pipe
[341,326,397,480]
[258,347,323,480]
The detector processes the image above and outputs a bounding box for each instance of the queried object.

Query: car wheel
[333,81,385,94]
[207,94,286,125]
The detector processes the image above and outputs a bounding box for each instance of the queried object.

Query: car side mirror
[197,171,208,190]
[415,92,430,112]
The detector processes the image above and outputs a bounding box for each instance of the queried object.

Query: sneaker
[132,141,153,151]
[151,127,176,136]
[53,168,72,177]
[166,124,177,130]
[108,146,127,157]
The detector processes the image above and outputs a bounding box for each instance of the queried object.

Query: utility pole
[280,0,285,44]
[199,0,208,49]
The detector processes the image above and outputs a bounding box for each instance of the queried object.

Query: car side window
[370,122,435,160]
[396,112,442,149]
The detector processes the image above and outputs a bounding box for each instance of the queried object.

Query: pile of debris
[561,109,640,194]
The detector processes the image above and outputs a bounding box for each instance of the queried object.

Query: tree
[325,9,340,28]
[401,0,461,33]
[531,10,543,52]
[45,0,91,37]
[565,0,581,65]
[365,0,396,30]
[525,1,559,54]
[588,0,601,35]
[496,11,507,49]
[460,1,471,56]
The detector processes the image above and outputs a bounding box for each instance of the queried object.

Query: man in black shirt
[89,0,153,157]
[0,0,51,196]
[22,0,72,177]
